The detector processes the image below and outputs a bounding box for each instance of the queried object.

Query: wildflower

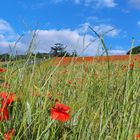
[0,93,14,121]
[0,107,9,121]
[50,103,70,122]
[6,93,15,105]
[0,93,15,108]
[4,129,15,140]
[0,68,6,73]
[135,133,140,139]
[130,63,134,70]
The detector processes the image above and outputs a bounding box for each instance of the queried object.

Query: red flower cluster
[50,103,70,122]
[0,68,6,73]
[0,93,15,139]
[135,133,140,139]
[129,63,134,70]
[0,92,14,121]
[4,129,15,140]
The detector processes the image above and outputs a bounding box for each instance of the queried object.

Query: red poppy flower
[130,63,134,70]
[0,92,7,99]
[55,103,70,112]
[50,103,70,122]
[0,68,6,73]
[135,133,140,139]
[0,107,9,121]
[0,92,15,108]
[6,93,15,105]
[135,134,140,139]
[4,129,15,140]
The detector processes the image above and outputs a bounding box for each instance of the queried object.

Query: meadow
[0,53,140,140]
[0,27,140,140]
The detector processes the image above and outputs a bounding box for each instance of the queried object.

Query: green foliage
[0,58,139,140]
[127,45,140,54]
[0,29,139,139]
[50,43,77,57]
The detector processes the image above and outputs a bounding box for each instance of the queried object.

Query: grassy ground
[0,56,140,140]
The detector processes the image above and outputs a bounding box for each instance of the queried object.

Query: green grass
[0,28,139,139]
[0,57,140,140]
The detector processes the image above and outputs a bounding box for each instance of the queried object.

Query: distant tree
[71,50,77,57]
[127,46,140,55]
[35,52,49,59]
[50,43,70,57]
[0,53,11,61]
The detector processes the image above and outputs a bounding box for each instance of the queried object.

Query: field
[0,54,140,140]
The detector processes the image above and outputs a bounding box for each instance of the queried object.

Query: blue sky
[0,0,140,55]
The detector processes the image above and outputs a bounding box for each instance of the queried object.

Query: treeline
[0,43,77,61]
[0,53,50,61]
[126,46,140,55]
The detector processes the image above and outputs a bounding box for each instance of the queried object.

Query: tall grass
[0,30,140,140]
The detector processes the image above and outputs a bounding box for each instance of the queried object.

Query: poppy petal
[51,108,70,122]
[4,129,15,140]
[0,108,9,121]
[55,103,70,112]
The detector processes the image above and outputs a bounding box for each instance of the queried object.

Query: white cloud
[0,19,99,55]
[52,0,65,4]
[20,24,120,55]
[93,24,120,37]
[108,49,126,55]
[0,19,14,34]
[0,19,20,54]
[0,19,124,56]
[77,0,117,7]
[86,16,111,23]
[137,21,140,27]
[20,29,100,56]
[0,19,18,41]
[52,0,117,8]
[91,0,117,8]
[75,0,81,4]
[0,34,5,40]
[77,23,120,37]
[77,22,90,34]
[87,16,99,21]
[121,9,130,14]
[129,0,140,9]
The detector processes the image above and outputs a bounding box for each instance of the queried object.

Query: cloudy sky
[0,0,140,55]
